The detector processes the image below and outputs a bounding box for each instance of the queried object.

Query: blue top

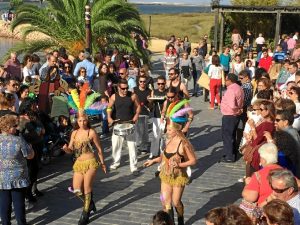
[73,59,98,85]
[273,51,286,63]
[220,53,231,71]
[0,134,32,190]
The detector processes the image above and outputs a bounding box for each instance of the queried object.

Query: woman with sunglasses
[244,101,275,177]
[288,86,300,114]
[61,63,75,84]
[144,118,196,225]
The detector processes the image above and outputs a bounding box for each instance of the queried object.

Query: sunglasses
[120,87,128,90]
[157,83,165,85]
[139,80,146,83]
[168,73,175,75]
[271,186,290,193]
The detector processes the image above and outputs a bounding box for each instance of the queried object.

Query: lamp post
[85,5,92,54]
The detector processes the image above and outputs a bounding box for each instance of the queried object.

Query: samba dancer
[107,79,141,174]
[144,105,197,225]
[62,113,106,225]
[161,87,193,135]
[149,75,167,159]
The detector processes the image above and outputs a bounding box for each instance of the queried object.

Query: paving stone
[13,53,245,225]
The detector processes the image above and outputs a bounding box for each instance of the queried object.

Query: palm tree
[3,0,149,62]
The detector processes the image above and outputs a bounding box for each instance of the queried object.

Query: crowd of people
[1,28,300,225]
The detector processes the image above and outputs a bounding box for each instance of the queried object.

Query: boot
[78,211,89,225]
[89,192,97,214]
[166,205,174,223]
[78,193,91,225]
[75,191,96,214]
[175,202,184,225]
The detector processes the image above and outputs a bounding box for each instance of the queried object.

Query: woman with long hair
[93,63,109,96]
[246,100,275,175]
[62,113,106,225]
[17,85,29,106]
[208,55,224,109]
[144,118,196,225]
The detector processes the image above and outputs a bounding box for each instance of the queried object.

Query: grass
[140,13,215,43]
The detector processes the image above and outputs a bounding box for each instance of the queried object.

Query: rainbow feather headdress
[67,82,105,115]
[166,99,193,127]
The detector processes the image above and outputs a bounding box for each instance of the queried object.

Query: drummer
[107,79,141,175]
[149,75,167,159]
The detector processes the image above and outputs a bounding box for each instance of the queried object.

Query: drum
[148,96,166,101]
[114,123,135,136]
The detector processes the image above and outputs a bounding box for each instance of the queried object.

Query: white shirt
[256,37,265,45]
[279,73,295,90]
[22,67,34,83]
[208,65,223,79]
[293,34,298,40]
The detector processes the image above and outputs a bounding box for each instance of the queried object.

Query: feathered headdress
[67,82,104,115]
[166,99,193,127]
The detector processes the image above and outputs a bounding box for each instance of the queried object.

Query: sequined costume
[72,129,99,173]
[159,141,189,186]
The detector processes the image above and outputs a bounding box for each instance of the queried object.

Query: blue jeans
[193,70,201,94]
[0,188,27,225]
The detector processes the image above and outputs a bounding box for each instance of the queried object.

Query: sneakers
[238,176,246,183]
[109,163,120,170]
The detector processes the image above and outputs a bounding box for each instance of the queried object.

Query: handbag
[243,142,265,163]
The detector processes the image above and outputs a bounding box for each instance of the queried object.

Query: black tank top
[115,92,134,121]
[134,87,151,116]
[170,79,184,98]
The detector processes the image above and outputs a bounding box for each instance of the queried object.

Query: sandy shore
[148,38,198,53]
[0,20,49,41]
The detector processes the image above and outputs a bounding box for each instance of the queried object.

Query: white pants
[150,118,164,156]
[135,115,149,151]
[111,129,138,172]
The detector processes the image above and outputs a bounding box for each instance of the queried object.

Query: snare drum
[114,123,135,136]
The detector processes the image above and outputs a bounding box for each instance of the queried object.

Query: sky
[129,0,231,6]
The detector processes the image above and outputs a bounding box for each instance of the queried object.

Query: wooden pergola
[211,5,300,51]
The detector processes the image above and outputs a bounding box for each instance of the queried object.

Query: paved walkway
[22,54,245,225]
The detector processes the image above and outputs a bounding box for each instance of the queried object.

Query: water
[0,37,19,62]
[0,2,212,58]
[0,2,211,14]
[135,4,211,14]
